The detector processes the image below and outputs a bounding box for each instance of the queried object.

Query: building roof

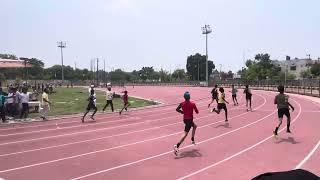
[0,58,33,68]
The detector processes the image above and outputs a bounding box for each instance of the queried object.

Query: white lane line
[0,103,248,157]
[0,96,211,132]
[295,140,320,169]
[0,95,266,173]
[295,99,320,170]
[0,97,214,137]
[0,95,243,146]
[176,98,302,180]
[68,96,271,180]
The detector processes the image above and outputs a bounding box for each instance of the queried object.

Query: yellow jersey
[42,92,49,106]
[218,92,225,104]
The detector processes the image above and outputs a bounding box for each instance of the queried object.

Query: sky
[0,0,319,73]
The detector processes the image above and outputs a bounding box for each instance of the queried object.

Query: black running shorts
[217,103,227,111]
[86,103,97,111]
[278,108,290,118]
[183,119,195,132]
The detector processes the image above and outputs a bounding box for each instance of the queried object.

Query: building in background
[272,56,320,79]
[0,58,33,68]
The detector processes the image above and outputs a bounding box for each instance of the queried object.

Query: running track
[0,86,319,180]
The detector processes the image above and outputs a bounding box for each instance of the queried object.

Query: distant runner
[230,84,239,106]
[82,89,97,123]
[243,85,252,111]
[119,90,130,115]
[208,84,218,108]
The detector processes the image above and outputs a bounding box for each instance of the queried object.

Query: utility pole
[93,59,95,82]
[202,25,212,86]
[219,64,222,80]
[104,59,106,83]
[57,41,66,84]
[198,59,200,81]
[96,58,99,85]
[307,54,311,60]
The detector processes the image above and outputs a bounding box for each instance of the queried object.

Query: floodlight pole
[57,41,66,84]
[202,25,212,86]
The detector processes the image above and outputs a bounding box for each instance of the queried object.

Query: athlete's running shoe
[174,145,179,156]
[273,131,278,139]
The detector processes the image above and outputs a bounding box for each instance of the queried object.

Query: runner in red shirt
[119,90,129,115]
[174,92,199,156]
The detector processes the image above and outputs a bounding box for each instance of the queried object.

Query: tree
[227,70,234,79]
[310,63,320,77]
[242,53,281,81]
[279,72,296,81]
[159,69,171,82]
[109,69,130,82]
[172,69,186,80]
[186,53,215,81]
[300,70,312,79]
[0,54,18,60]
[138,67,157,81]
[20,57,45,79]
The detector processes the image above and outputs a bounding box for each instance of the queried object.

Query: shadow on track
[275,137,300,145]
[214,122,231,129]
[175,149,202,159]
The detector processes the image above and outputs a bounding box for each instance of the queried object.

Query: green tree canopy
[242,53,281,81]
[172,69,186,80]
[310,63,320,77]
[186,53,215,81]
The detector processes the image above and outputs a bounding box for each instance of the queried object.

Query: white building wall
[272,59,317,79]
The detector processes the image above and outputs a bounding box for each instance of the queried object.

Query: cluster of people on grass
[0,83,53,123]
[81,84,130,123]
[174,84,294,156]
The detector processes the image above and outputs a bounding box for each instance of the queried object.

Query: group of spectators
[0,83,55,123]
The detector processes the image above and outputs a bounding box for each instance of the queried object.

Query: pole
[284,65,287,91]
[318,80,320,97]
[205,32,208,86]
[24,59,27,83]
[91,59,95,83]
[96,58,99,85]
[90,59,92,82]
[61,46,64,83]
[104,59,106,84]
[198,59,200,81]
[57,41,66,84]
[219,64,222,80]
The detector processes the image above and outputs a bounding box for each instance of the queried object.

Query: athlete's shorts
[232,94,237,98]
[212,95,217,100]
[217,103,227,111]
[246,95,252,100]
[86,103,97,111]
[183,119,196,132]
[278,108,290,119]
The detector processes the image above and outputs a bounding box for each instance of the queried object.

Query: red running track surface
[0,86,319,180]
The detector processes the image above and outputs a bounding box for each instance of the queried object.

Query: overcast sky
[1,0,319,72]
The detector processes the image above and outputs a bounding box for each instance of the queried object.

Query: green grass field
[29,87,155,118]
